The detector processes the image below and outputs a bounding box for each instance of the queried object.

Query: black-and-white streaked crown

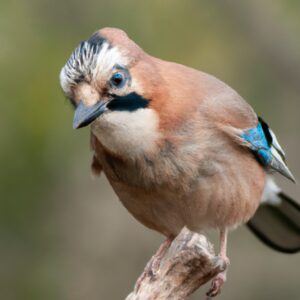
[60,34,127,95]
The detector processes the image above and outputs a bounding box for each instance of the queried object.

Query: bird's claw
[206,271,226,299]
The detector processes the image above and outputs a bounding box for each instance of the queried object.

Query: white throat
[91,108,161,158]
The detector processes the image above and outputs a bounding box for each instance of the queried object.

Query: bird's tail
[247,191,300,253]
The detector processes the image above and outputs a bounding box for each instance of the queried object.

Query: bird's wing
[248,187,300,253]
[90,132,102,176]
[238,116,295,182]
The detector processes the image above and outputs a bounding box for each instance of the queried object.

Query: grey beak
[270,156,297,184]
[73,100,107,129]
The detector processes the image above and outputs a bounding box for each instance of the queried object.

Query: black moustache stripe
[107,92,150,112]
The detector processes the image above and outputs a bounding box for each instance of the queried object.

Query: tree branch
[126,227,227,300]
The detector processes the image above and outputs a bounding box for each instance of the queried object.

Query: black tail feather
[247,192,300,254]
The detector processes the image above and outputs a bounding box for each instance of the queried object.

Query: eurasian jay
[60,28,300,297]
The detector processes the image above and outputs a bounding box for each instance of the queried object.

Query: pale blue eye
[110,72,125,88]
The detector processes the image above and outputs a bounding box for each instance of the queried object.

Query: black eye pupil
[111,73,124,87]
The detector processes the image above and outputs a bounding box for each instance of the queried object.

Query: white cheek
[91,108,161,157]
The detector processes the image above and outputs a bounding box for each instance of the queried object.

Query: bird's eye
[110,72,126,88]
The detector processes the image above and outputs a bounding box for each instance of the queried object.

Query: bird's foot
[206,271,226,299]
[135,236,173,291]
[206,255,229,299]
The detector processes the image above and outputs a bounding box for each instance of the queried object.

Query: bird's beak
[73,100,107,129]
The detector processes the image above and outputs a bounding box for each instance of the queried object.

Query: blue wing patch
[240,118,295,182]
[240,122,272,165]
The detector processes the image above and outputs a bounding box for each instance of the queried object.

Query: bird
[59,28,300,297]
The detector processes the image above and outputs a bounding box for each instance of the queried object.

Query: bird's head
[60,28,161,130]
[60,28,198,157]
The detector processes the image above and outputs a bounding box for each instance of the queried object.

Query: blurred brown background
[0,1,299,299]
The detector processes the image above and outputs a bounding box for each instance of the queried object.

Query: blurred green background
[0,1,299,299]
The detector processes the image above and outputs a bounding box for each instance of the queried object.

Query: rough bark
[126,227,227,300]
